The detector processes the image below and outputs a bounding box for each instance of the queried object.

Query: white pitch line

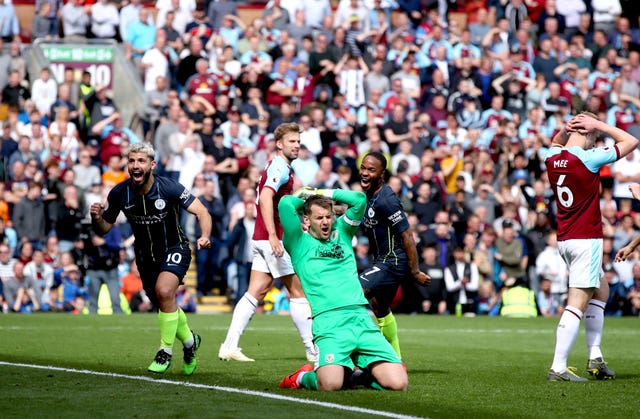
[0,361,425,419]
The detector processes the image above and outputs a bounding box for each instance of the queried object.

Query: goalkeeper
[277,187,407,391]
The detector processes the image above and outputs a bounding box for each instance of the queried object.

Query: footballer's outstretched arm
[615,234,640,262]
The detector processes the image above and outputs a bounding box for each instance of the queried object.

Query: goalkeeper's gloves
[293,187,334,200]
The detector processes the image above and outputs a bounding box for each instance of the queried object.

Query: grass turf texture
[0,314,638,419]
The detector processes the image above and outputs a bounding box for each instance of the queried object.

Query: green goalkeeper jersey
[279,189,369,317]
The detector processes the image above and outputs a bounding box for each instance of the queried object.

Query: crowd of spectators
[2,0,640,317]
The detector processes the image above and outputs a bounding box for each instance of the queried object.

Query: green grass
[0,314,639,418]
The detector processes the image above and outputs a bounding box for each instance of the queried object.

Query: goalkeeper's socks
[223,292,258,349]
[158,309,179,349]
[300,370,318,390]
[378,312,402,359]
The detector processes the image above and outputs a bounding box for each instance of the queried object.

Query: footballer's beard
[130,168,152,188]
[361,176,382,195]
[282,149,299,163]
[309,224,331,241]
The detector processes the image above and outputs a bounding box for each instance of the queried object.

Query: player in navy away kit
[358,152,430,359]
[90,143,212,375]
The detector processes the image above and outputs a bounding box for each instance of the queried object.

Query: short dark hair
[29,181,43,190]
[303,195,333,216]
[366,151,387,170]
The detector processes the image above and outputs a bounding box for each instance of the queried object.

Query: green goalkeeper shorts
[313,305,401,369]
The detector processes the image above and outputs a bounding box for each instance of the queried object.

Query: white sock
[159,347,173,355]
[289,297,314,351]
[183,332,194,348]
[551,305,583,372]
[223,292,258,349]
[584,299,606,360]
[297,372,308,386]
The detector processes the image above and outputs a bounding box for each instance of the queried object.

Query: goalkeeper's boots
[586,357,615,380]
[148,349,172,374]
[547,367,588,382]
[218,344,255,362]
[182,331,201,376]
[279,364,314,389]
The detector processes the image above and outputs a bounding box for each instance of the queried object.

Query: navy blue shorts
[137,246,192,306]
[359,261,408,295]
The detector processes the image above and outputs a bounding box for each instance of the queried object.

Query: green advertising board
[42,45,115,88]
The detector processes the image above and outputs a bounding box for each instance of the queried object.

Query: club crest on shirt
[324,354,335,363]
[155,199,166,210]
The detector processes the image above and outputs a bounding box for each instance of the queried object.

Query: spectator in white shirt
[30,68,57,118]
[298,115,322,157]
[61,0,90,39]
[391,139,421,177]
[90,0,120,39]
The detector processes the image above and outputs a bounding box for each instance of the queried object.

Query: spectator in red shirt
[186,59,217,108]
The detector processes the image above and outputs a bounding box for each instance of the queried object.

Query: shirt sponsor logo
[128,213,168,225]
[316,243,345,259]
[179,189,191,201]
[362,217,377,228]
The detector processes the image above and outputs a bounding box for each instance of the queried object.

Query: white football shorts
[250,240,295,278]
[557,238,603,289]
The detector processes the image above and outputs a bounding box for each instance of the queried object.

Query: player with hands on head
[358,151,430,360]
[219,122,315,363]
[278,187,408,391]
[90,142,212,375]
[545,112,639,382]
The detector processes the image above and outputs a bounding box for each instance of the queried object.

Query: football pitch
[0,314,638,419]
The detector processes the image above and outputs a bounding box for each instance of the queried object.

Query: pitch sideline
[0,361,425,419]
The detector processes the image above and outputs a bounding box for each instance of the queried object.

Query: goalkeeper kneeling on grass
[277,187,408,391]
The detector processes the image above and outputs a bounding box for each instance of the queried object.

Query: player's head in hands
[565,111,601,149]
[127,142,156,189]
[303,196,334,241]
[274,122,301,163]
